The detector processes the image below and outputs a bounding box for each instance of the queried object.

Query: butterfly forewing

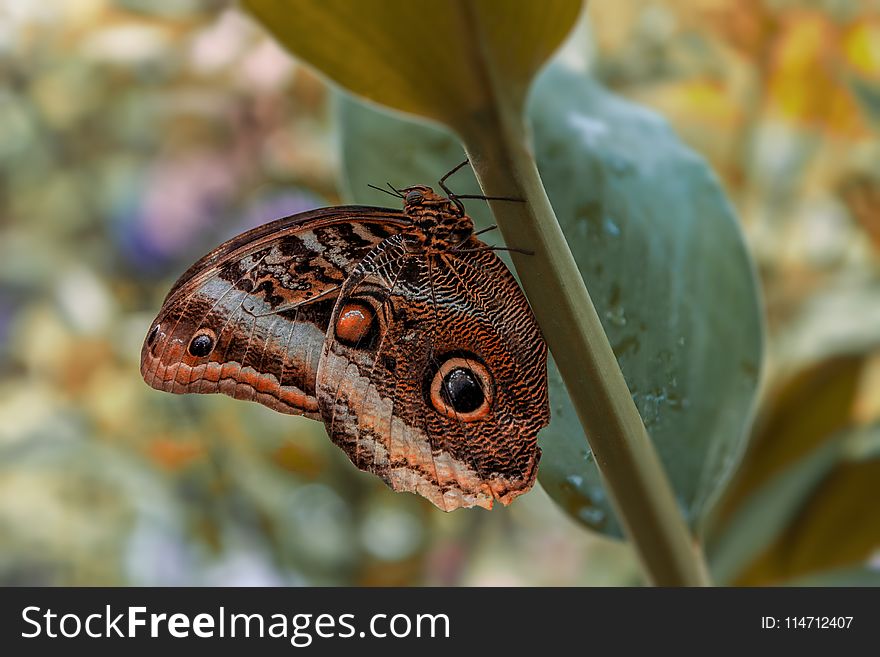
[141,207,407,418]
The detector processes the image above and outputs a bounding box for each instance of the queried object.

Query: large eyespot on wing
[315,237,549,511]
[427,355,494,423]
[140,207,409,419]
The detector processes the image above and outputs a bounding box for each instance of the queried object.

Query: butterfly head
[400,184,449,211]
[400,185,473,248]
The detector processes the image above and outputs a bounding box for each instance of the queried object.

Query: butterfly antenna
[367,183,402,199]
[454,244,535,256]
[436,160,523,213]
[385,182,404,198]
[438,159,470,199]
[439,159,470,186]
[454,194,524,203]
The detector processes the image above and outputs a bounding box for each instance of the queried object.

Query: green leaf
[707,434,843,584]
[709,354,866,528]
[784,564,880,587]
[705,353,869,583]
[338,63,764,538]
[243,0,582,131]
[850,76,880,128]
[708,423,880,585]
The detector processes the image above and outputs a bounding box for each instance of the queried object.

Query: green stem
[457,109,710,587]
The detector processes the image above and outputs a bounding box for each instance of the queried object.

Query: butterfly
[140,162,549,511]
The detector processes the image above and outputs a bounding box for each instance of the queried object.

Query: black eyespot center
[425,352,493,421]
[441,367,485,414]
[188,333,214,357]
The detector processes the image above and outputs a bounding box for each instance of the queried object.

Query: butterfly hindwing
[315,235,549,511]
[141,207,407,418]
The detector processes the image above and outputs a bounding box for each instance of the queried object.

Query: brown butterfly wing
[316,234,549,511]
[140,207,408,419]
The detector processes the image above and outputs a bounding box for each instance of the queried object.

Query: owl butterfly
[141,162,549,511]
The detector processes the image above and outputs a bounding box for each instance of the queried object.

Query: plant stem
[458,110,710,587]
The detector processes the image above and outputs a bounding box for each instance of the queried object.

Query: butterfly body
[142,185,549,510]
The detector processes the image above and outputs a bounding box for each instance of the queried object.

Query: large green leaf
[243,0,581,131]
[709,354,866,529]
[709,423,880,585]
[705,351,880,585]
[339,63,764,538]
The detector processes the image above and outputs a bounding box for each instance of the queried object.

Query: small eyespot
[429,356,493,422]
[147,324,160,347]
[381,355,397,374]
[405,189,424,204]
[335,302,376,347]
[188,329,216,357]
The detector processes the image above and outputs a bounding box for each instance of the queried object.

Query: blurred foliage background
[1,0,879,585]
